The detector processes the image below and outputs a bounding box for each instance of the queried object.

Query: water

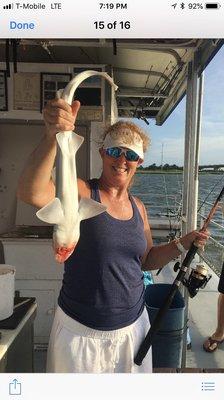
[131,173,224,273]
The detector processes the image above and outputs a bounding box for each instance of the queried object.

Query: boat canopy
[0,39,223,125]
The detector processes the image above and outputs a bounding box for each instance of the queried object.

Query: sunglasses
[105,147,140,162]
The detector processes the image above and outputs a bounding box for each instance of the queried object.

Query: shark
[36,70,118,263]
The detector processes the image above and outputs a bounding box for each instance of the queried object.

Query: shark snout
[55,244,77,263]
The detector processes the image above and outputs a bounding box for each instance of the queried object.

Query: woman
[17,99,209,373]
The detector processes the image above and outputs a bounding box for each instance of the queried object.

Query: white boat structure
[0,39,223,372]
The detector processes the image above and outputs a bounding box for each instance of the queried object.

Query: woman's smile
[112,166,128,174]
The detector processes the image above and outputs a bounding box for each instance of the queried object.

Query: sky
[135,45,224,167]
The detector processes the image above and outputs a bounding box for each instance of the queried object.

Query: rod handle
[182,243,198,268]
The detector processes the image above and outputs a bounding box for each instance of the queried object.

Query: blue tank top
[58,179,147,330]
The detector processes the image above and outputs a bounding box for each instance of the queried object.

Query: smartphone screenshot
[0,1,224,399]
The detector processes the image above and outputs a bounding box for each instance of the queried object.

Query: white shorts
[46,306,152,373]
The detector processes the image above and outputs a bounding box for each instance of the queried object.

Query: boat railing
[132,192,224,273]
[132,193,182,219]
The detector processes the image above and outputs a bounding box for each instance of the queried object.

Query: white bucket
[0,265,16,321]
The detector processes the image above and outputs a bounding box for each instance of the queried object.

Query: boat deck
[152,260,224,369]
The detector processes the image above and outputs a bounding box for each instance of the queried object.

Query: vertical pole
[181,52,204,367]
[195,73,204,219]
[182,57,199,237]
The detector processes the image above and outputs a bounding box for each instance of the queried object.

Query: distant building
[200,167,214,171]
[218,167,224,171]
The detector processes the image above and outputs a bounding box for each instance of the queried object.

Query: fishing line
[156,174,182,276]
[197,173,224,214]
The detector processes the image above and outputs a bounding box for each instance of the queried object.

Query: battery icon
[205,3,221,8]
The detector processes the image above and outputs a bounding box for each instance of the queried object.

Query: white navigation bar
[0,0,224,38]
[0,373,224,400]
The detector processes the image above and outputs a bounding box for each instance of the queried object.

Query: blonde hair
[102,120,150,153]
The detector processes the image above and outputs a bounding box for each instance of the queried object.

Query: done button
[10,21,35,30]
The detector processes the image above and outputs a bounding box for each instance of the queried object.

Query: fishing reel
[173,262,212,298]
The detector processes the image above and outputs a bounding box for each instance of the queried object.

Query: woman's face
[99,147,142,187]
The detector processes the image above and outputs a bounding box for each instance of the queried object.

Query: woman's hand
[180,229,210,251]
[43,99,81,140]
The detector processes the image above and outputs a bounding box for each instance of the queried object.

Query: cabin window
[74,87,101,106]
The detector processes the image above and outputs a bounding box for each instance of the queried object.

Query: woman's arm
[17,134,57,208]
[17,99,80,208]
[140,201,209,270]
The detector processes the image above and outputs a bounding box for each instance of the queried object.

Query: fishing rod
[134,185,224,366]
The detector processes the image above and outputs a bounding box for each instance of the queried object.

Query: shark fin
[36,198,64,224]
[78,198,106,221]
[56,131,84,156]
